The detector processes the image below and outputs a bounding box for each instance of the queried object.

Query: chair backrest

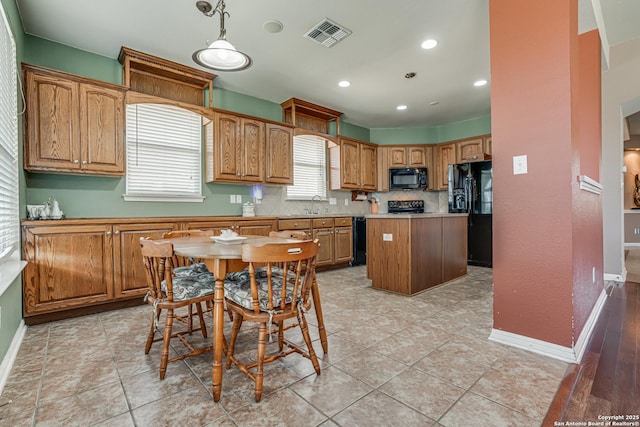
[242,240,319,313]
[162,229,214,239]
[269,230,308,240]
[140,237,176,301]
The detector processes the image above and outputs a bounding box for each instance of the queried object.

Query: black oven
[389,167,428,190]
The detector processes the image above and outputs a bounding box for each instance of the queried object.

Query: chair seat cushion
[224,267,298,311]
[162,263,215,301]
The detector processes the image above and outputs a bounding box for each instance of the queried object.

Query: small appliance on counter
[387,199,425,214]
[242,202,255,217]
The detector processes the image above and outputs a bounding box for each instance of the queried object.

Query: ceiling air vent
[303,18,352,48]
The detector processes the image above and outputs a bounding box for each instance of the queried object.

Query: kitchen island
[366,213,468,295]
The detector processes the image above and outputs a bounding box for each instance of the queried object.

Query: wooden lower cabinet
[21,216,276,323]
[279,216,353,267]
[313,227,334,267]
[334,226,353,263]
[22,224,115,317]
[367,215,467,295]
[112,222,179,298]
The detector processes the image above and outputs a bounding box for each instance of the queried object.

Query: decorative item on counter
[27,198,65,220]
[368,197,379,214]
[242,201,255,217]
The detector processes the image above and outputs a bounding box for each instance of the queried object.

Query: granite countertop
[365,212,468,219]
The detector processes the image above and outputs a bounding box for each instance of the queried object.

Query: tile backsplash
[254,186,448,216]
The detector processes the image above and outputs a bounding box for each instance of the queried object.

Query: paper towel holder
[351,190,369,201]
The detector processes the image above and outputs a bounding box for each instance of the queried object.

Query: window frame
[123,102,206,203]
[286,134,329,201]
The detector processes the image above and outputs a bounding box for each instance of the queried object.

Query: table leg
[211,258,227,402]
[311,271,329,354]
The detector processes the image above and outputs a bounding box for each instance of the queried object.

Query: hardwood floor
[544,280,640,425]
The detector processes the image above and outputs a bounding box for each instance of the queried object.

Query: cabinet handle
[114,230,120,235]
[73,160,79,164]
[293,223,298,226]
[106,231,111,236]
[82,160,87,164]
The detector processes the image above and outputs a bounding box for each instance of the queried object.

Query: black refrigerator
[448,160,492,267]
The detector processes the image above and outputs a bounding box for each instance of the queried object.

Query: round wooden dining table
[164,234,328,402]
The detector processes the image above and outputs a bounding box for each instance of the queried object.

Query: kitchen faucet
[310,195,322,215]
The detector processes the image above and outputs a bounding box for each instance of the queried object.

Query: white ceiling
[14,0,640,129]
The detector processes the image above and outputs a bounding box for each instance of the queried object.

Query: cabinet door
[240,118,264,182]
[360,143,378,190]
[334,227,353,263]
[112,222,178,299]
[425,145,437,191]
[376,146,389,192]
[407,146,427,167]
[79,83,125,175]
[484,136,492,156]
[340,139,360,189]
[265,124,293,184]
[214,112,242,181]
[437,143,457,190]
[389,147,407,167]
[22,225,113,316]
[313,228,334,267]
[25,71,80,171]
[236,220,276,236]
[457,138,484,163]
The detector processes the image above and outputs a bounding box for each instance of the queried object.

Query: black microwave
[389,167,428,190]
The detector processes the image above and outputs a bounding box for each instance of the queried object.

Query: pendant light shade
[193,0,252,72]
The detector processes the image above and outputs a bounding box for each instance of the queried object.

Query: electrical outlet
[329,198,337,205]
[230,194,236,203]
[344,199,349,206]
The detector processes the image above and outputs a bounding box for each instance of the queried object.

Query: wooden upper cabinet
[407,146,427,167]
[281,98,342,135]
[457,137,487,163]
[210,111,264,183]
[437,143,457,190]
[23,64,126,176]
[377,146,389,192]
[330,136,377,191]
[389,146,407,167]
[265,123,293,184]
[425,145,438,191]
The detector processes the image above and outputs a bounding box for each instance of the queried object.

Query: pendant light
[193,0,252,71]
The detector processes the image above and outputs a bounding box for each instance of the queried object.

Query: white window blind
[125,103,203,202]
[0,4,19,263]
[286,135,327,200]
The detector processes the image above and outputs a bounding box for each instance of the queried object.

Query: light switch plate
[513,155,528,175]
[236,195,242,204]
[344,199,349,206]
[230,195,236,203]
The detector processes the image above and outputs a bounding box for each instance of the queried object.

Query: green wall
[1,0,26,370]
[435,115,492,142]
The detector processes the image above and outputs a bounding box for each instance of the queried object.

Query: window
[0,4,19,263]
[286,135,327,200]
[124,103,204,202]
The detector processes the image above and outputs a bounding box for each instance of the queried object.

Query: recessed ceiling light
[474,79,488,87]
[429,101,439,105]
[338,80,351,88]
[421,39,438,50]
[263,20,284,33]
[397,105,407,111]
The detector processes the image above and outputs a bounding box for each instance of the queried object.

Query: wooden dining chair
[160,229,216,336]
[223,239,321,402]
[268,230,328,354]
[140,237,216,380]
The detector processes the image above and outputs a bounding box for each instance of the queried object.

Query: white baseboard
[0,320,27,395]
[489,288,607,364]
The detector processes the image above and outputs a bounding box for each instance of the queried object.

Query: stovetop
[388,200,425,214]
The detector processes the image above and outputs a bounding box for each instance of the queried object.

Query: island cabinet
[366,214,467,295]
[329,136,377,191]
[21,216,278,324]
[23,64,126,176]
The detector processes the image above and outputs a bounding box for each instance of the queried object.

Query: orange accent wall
[490,0,602,347]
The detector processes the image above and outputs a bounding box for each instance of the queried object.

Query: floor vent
[303,18,352,48]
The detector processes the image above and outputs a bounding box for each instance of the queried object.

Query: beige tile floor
[0,266,569,426]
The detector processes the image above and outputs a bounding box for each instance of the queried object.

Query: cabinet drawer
[334,217,352,227]
[313,218,334,228]
[278,219,311,230]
